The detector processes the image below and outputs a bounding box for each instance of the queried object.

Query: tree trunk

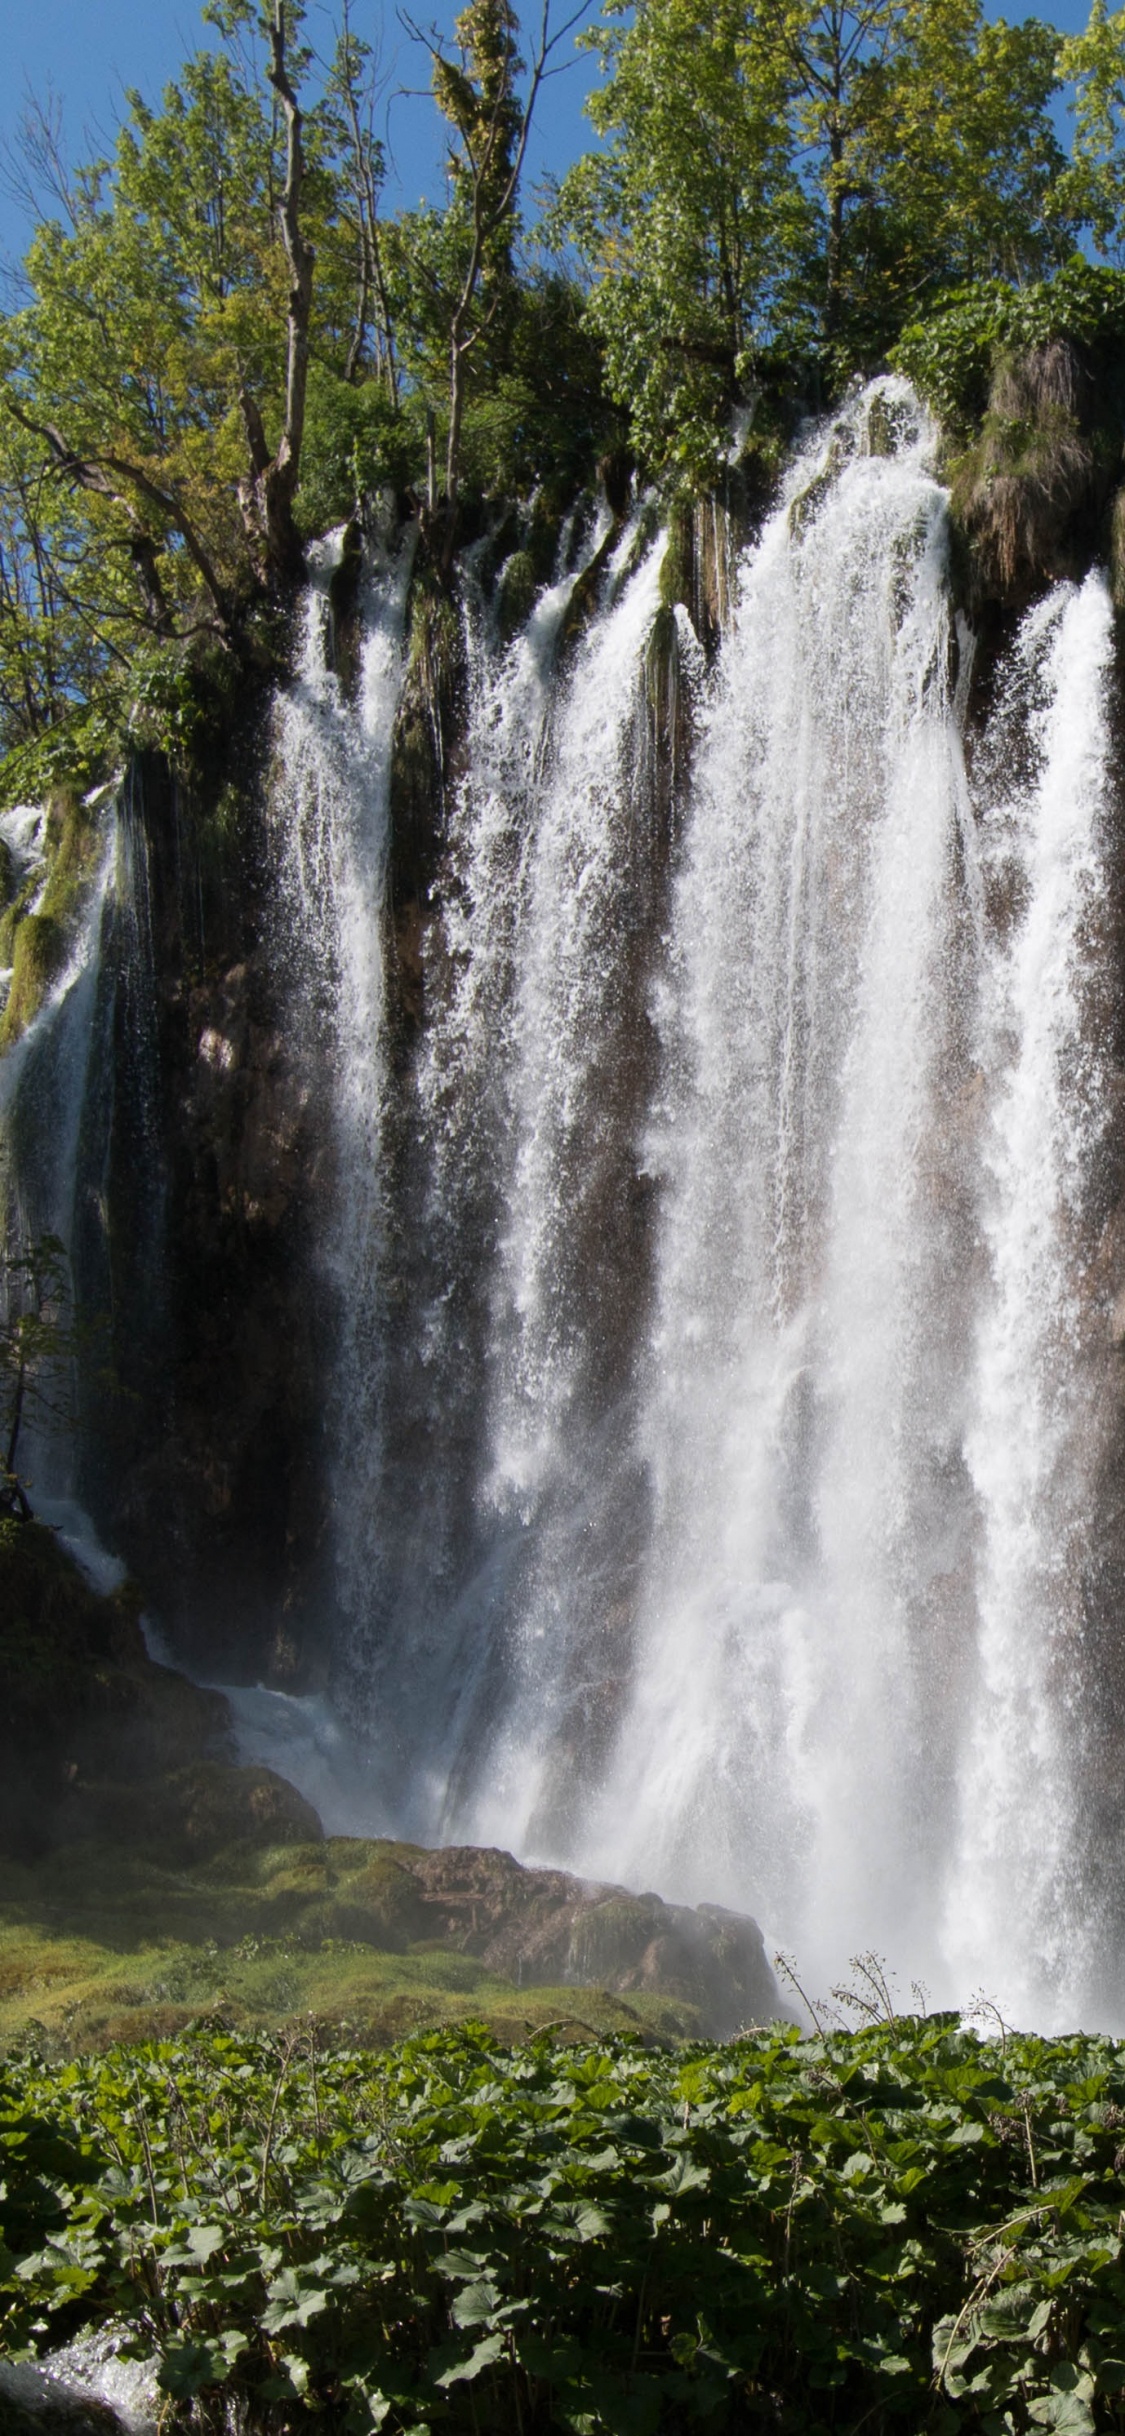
[238,0,315,585]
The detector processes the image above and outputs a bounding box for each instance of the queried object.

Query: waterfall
[6,372,1114,2024]
[338,517,670,1838]
[271,530,412,1626]
[589,386,981,1987]
[944,575,1115,2024]
[258,385,1122,2020]
[0,793,117,1509]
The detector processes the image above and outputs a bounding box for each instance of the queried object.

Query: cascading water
[341,517,673,1837]
[944,574,1116,2024]
[11,373,1116,2022]
[255,380,1124,2020]
[588,388,980,1984]
[270,528,413,1621]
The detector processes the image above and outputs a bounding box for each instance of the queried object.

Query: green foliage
[558,0,1069,477]
[297,370,417,535]
[893,256,1125,433]
[6,2017,1125,2431]
[557,0,805,487]
[0,0,1124,749]
[0,917,65,1046]
[1056,0,1125,263]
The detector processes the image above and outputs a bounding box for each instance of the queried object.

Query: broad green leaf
[436,2332,505,2385]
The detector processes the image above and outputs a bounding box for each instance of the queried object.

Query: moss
[788,427,858,541]
[495,549,539,643]
[558,519,625,651]
[644,601,680,719]
[0,872,41,970]
[0,1851,702,2054]
[1111,485,1125,611]
[0,913,66,1045]
[655,496,735,651]
[658,501,694,616]
[0,788,105,1045]
[410,569,462,697]
[947,340,1111,605]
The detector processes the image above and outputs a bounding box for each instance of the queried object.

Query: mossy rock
[496,549,539,643]
[788,428,858,540]
[0,791,104,1045]
[39,790,102,923]
[1112,484,1125,610]
[0,835,14,912]
[658,500,694,616]
[318,1874,429,1953]
[527,495,564,584]
[567,1895,665,1982]
[125,1761,323,1863]
[0,913,65,1044]
[0,875,40,970]
[558,521,622,650]
[644,602,680,715]
[865,391,913,459]
[948,340,1110,604]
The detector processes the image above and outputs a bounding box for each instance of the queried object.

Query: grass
[0,1838,705,2055]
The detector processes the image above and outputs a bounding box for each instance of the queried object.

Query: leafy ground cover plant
[4,2016,1125,2432]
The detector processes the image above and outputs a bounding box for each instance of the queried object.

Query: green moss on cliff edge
[0,787,107,1048]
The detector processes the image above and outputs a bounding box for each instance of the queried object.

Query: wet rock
[392,1841,783,2036]
[0,1522,224,1858]
[0,2363,123,2436]
[0,2327,158,2436]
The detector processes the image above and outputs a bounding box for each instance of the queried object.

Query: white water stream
[271,531,413,1621]
[267,386,1120,2022]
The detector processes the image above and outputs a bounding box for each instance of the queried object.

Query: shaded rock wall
[73,749,335,1686]
[0,1520,315,1863]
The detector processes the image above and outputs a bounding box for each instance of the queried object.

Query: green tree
[561,0,1067,466]
[857,0,1066,327]
[1056,0,1125,262]
[0,416,116,754]
[0,0,317,668]
[559,0,805,484]
[317,3,399,395]
[407,0,584,548]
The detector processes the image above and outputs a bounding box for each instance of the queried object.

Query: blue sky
[0,0,606,275]
[0,0,1098,277]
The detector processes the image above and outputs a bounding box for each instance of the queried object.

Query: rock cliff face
[334,1841,780,2040]
[66,751,337,1687]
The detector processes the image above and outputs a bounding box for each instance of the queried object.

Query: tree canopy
[0,0,1124,787]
